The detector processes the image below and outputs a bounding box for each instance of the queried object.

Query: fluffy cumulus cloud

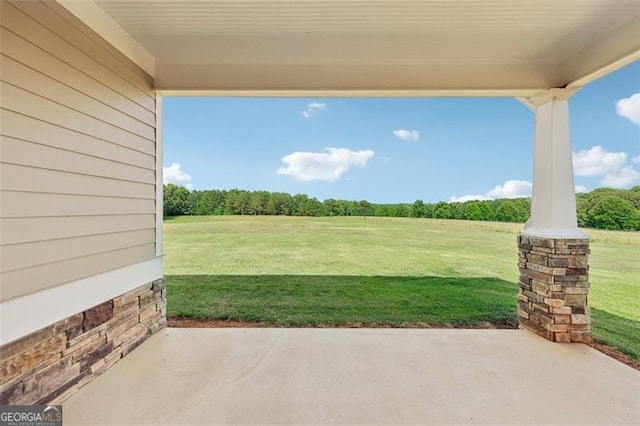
[616,93,640,125]
[601,167,640,187]
[573,146,640,188]
[301,102,327,118]
[277,147,374,182]
[573,146,627,176]
[450,180,532,202]
[450,181,590,203]
[393,129,420,141]
[451,146,640,201]
[163,162,192,185]
[486,180,533,198]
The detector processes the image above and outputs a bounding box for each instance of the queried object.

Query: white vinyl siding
[1,215,156,246]
[0,0,158,302]
[1,110,155,169]
[0,27,154,125]
[0,245,158,301]
[1,137,155,184]
[1,83,154,155]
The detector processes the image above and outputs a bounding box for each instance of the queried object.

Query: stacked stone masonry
[517,235,591,343]
[0,279,166,405]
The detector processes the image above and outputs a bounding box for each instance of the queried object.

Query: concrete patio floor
[63,328,640,425]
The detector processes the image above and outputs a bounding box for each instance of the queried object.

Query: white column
[519,89,588,238]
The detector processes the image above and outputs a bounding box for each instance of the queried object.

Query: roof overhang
[57,0,640,97]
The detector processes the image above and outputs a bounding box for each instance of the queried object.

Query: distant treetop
[163,184,640,231]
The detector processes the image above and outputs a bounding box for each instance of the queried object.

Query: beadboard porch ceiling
[64,0,640,95]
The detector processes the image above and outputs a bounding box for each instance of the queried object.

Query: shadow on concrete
[165,275,518,328]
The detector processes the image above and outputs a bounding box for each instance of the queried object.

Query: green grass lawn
[164,216,640,360]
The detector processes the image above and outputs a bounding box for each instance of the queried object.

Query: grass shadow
[165,275,518,329]
[591,307,640,361]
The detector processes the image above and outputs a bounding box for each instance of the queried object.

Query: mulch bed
[167,318,639,371]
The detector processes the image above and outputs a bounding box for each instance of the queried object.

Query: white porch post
[521,89,587,239]
[516,89,591,344]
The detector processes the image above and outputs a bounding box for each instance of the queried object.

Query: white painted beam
[158,89,550,98]
[154,63,556,96]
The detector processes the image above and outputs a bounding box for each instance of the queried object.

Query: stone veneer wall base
[517,235,591,343]
[0,279,166,405]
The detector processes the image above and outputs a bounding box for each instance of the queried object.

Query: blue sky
[163,61,639,204]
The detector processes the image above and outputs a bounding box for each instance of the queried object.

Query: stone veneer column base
[0,279,166,405]
[517,235,590,343]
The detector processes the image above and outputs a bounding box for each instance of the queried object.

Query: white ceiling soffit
[65,0,640,96]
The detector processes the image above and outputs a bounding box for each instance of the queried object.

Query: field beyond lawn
[164,216,640,361]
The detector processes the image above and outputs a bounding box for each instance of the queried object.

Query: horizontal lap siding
[0,193,156,217]
[1,111,155,169]
[1,163,155,199]
[1,136,155,184]
[0,1,155,112]
[1,55,155,140]
[0,230,156,272]
[1,215,156,246]
[1,83,154,155]
[0,0,158,301]
[0,245,157,300]
[0,27,155,126]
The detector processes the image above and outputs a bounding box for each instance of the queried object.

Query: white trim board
[155,95,164,257]
[0,256,163,346]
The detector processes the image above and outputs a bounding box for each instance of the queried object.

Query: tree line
[164,184,640,231]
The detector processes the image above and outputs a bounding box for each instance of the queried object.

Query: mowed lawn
[164,216,640,360]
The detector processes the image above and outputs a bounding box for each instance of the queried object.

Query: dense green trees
[494,199,530,223]
[163,184,192,216]
[164,185,640,231]
[586,196,639,230]
[576,187,640,230]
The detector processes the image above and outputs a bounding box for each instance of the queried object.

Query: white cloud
[393,129,420,141]
[277,147,374,182]
[572,146,640,188]
[451,182,591,203]
[163,162,192,186]
[486,180,533,198]
[573,146,627,176]
[616,93,640,125]
[301,102,327,118]
[451,179,532,203]
[602,166,640,187]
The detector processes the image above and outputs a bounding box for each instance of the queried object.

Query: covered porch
[1,0,639,420]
